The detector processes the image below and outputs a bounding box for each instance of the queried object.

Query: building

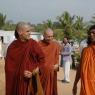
[0,30,43,44]
[0,30,43,57]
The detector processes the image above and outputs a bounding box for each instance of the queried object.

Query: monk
[73,25,95,95]
[5,22,45,95]
[39,28,60,95]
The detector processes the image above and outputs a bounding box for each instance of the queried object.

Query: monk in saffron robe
[73,25,95,95]
[39,28,60,95]
[5,22,45,95]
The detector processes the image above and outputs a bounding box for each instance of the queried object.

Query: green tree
[74,16,84,31]
[43,19,54,29]
[35,23,44,32]
[73,16,87,42]
[57,11,75,39]
[0,13,6,28]
[2,20,16,30]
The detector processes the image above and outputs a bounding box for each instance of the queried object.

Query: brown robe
[5,39,45,95]
[39,40,60,95]
[80,43,95,95]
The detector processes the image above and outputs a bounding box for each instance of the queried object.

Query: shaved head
[15,22,32,41]
[44,28,53,35]
[43,28,54,44]
[16,22,31,32]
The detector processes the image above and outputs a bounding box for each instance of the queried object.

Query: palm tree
[74,16,84,31]
[57,11,75,39]
[73,16,87,42]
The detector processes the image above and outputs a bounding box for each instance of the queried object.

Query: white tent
[0,30,43,44]
[0,30,15,44]
[0,30,43,57]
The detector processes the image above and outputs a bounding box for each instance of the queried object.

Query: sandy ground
[0,59,5,95]
[57,67,80,95]
[0,59,80,95]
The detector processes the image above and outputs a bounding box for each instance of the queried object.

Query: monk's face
[44,31,53,44]
[89,29,95,42]
[18,25,31,41]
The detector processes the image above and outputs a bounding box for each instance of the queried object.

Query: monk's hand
[54,64,59,71]
[24,70,32,78]
[32,67,39,75]
[72,85,77,95]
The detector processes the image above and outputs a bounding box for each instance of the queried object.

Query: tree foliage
[0,13,6,29]
[57,11,75,39]
[0,11,90,42]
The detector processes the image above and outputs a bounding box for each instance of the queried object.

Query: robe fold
[80,44,95,95]
[27,73,44,95]
[5,39,45,95]
[39,40,60,95]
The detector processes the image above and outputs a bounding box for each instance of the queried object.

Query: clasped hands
[24,67,39,78]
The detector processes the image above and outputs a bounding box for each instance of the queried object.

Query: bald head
[15,22,32,41]
[44,28,54,36]
[16,22,31,32]
[43,28,54,43]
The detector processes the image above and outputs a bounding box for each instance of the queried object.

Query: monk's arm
[73,64,81,87]
[73,47,89,86]
[54,45,60,71]
[72,65,80,95]
[73,47,88,95]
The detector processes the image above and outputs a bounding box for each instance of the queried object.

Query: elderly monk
[39,28,60,95]
[5,22,45,95]
[73,25,95,95]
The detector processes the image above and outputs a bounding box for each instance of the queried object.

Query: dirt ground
[0,59,80,95]
[57,67,80,95]
[0,59,5,95]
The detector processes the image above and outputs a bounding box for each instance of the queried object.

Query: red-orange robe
[39,40,60,95]
[80,43,95,95]
[5,39,45,95]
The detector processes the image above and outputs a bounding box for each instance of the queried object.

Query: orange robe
[39,40,60,95]
[80,44,95,95]
[5,39,45,95]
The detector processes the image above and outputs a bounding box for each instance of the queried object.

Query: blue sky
[0,0,95,24]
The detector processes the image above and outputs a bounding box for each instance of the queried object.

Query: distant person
[70,41,76,69]
[39,28,60,95]
[5,22,45,95]
[73,25,95,95]
[61,37,72,83]
[0,38,3,59]
[60,41,64,67]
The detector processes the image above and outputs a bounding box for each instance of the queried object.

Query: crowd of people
[0,21,95,95]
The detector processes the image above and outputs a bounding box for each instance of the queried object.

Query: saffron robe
[80,44,95,95]
[5,39,45,95]
[39,40,60,95]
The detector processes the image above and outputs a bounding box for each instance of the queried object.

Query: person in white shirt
[61,37,72,83]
